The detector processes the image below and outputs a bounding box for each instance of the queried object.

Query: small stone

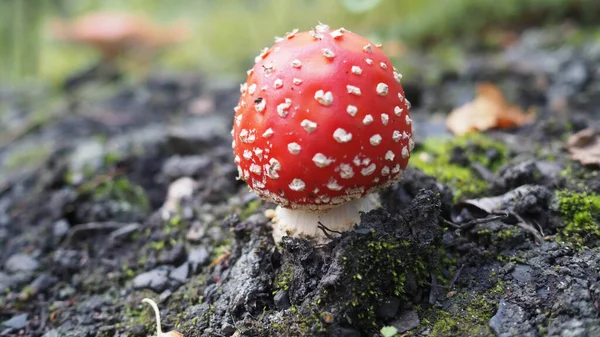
[133,269,169,292]
[169,263,189,283]
[391,311,420,333]
[5,253,39,272]
[158,243,186,265]
[28,274,58,294]
[52,219,70,238]
[274,290,291,310]
[188,247,210,274]
[1,313,27,330]
[58,286,76,299]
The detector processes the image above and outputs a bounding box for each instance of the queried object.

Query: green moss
[556,190,600,249]
[411,134,507,200]
[273,264,294,293]
[79,176,150,211]
[421,280,506,337]
[241,199,262,220]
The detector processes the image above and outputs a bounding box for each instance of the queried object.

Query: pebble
[1,313,27,330]
[273,290,291,310]
[169,263,189,283]
[5,253,39,272]
[52,219,70,238]
[133,268,169,292]
[391,311,420,333]
[188,247,210,273]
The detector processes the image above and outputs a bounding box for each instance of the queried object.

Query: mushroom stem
[271,194,380,244]
[142,298,163,336]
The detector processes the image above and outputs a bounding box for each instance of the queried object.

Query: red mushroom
[232,23,413,244]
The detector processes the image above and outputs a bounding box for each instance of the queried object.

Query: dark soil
[1,25,600,337]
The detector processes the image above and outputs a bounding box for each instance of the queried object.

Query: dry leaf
[50,12,189,61]
[446,83,535,136]
[567,128,600,167]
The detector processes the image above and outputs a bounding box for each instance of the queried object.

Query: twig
[448,264,465,290]
[317,221,342,241]
[62,222,127,247]
[443,211,508,231]
[510,211,544,244]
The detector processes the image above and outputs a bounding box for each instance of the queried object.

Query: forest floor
[1,24,600,337]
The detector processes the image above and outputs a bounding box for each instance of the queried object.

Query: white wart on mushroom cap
[232,24,413,211]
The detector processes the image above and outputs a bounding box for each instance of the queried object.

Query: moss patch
[418,281,506,337]
[556,190,600,249]
[410,134,508,200]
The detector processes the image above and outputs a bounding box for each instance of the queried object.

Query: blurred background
[2,0,600,85]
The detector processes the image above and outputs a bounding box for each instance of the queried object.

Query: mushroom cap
[232,24,413,210]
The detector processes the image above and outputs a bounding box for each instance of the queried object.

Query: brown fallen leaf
[446,83,535,136]
[50,12,189,61]
[567,127,600,167]
[142,298,184,337]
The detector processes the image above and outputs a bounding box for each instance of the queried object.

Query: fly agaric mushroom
[232,23,413,244]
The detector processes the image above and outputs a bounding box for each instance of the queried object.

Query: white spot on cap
[347,105,358,116]
[406,99,412,110]
[289,178,306,191]
[370,134,382,146]
[362,44,372,53]
[277,98,292,117]
[405,115,412,126]
[313,153,333,167]
[239,129,248,142]
[253,148,263,159]
[401,146,409,158]
[398,93,405,102]
[361,163,376,176]
[293,78,302,85]
[385,151,395,161]
[381,114,389,125]
[392,130,401,142]
[394,72,403,83]
[247,68,254,76]
[392,164,401,174]
[394,106,403,116]
[339,164,354,179]
[327,178,343,191]
[365,58,373,65]
[254,98,266,113]
[409,137,415,151]
[381,166,390,176]
[262,128,274,138]
[333,128,352,143]
[288,142,301,154]
[363,115,374,125]
[234,115,242,126]
[316,23,329,32]
[314,90,333,106]
[347,85,361,96]
[376,83,389,96]
[274,78,283,89]
[291,59,302,68]
[243,149,252,160]
[240,83,247,94]
[248,83,257,94]
[266,158,281,179]
[235,155,241,163]
[351,66,362,75]
[380,62,387,69]
[301,119,317,133]
[250,164,262,175]
[322,48,335,59]
[330,29,344,38]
